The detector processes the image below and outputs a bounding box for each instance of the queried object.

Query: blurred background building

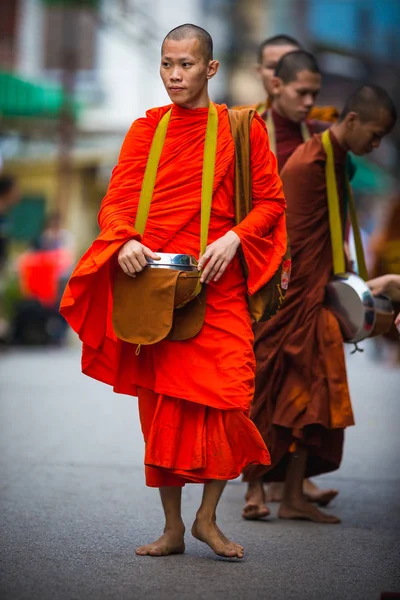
[0,0,399,349]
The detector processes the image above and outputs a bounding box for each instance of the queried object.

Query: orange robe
[243,130,355,483]
[60,102,286,487]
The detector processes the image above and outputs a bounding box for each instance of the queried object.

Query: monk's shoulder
[282,134,325,176]
[119,105,172,159]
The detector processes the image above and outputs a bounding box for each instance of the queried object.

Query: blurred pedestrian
[243,85,397,524]
[60,24,286,558]
[0,176,20,272]
[369,197,400,365]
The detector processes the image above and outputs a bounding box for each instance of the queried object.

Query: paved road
[1,343,399,600]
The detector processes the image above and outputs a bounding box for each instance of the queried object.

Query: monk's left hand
[198,230,241,284]
[395,312,400,335]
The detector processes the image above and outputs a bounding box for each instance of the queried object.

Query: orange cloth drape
[60,102,286,485]
[243,131,355,483]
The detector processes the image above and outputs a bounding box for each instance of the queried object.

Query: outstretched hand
[118,239,159,277]
[198,230,241,284]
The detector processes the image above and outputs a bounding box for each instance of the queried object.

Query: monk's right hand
[118,240,160,277]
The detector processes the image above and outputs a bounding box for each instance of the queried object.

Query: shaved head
[258,34,300,63]
[162,24,213,63]
[340,84,397,126]
[275,50,320,83]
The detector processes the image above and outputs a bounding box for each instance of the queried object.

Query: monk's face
[345,109,394,155]
[257,44,298,97]
[271,69,321,122]
[160,38,219,109]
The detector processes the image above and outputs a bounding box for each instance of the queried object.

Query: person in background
[368,197,400,365]
[0,176,20,272]
[242,85,397,524]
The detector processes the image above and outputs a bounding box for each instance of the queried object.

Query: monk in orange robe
[242,85,397,523]
[60,24,286,558]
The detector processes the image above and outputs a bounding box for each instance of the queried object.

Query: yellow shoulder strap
[135,102,218,259]
[135,109,172,235]
[322,130,367,278]
[265,111,276,156]
[266,111,310,157]
[201,102,218,255]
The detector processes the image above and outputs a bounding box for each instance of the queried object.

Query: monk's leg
[192,480,244,558]
[242,479,270,520]
[265,480,339,506]
[302,478,339,507]
[278,446,341,524]
[136,486,186,556]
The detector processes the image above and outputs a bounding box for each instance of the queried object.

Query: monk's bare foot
[242,481,270,520]
[136,528,185,557]
[303,479,339,507]
[278,499,341,524]
[264,482,284,503]
[192,518,244,558]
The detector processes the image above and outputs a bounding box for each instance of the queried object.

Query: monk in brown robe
[266,50,325,171]
[243,84,397,523]
[234,35,338,125]
[60,24,286,557]
[242,50,341,515]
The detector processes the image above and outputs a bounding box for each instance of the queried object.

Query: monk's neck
[330,122,350,152]
[175,91,211,110]
[271,103,302,127]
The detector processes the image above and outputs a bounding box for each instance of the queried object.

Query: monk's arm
[232,115,286,240]
[98,118,153,237]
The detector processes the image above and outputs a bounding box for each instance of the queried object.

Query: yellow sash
[135,102,218,296]
[322,130,368,279]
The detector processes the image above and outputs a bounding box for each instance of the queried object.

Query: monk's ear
[207,60,219,80]
[270,76,282,97]
[345,111,359,131]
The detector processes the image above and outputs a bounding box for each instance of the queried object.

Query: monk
[242,84,397,523]
[241,50,341,516]
[234,34,338,124]
[265,50,324,171]
[60,24,286,558]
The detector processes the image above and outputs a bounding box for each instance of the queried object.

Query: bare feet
[303,479,339,507]
[136,528,185,557]
[192,517,244,558]
[266,480,339,507]
[278,499,341,524]
[264,482,284,503]
[242,481,270,521]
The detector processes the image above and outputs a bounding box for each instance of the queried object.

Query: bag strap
[135,102,218,257]
[265,111,310,156]
[322,129,368,279]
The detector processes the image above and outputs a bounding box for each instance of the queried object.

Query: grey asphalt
[0,342,399,600]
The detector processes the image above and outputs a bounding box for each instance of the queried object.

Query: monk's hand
[198,230,241,284]
[118,239,160,277]
[367,274,396,296]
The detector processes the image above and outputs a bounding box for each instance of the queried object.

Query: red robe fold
[243,130,355,483]
[60,102,286,486]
